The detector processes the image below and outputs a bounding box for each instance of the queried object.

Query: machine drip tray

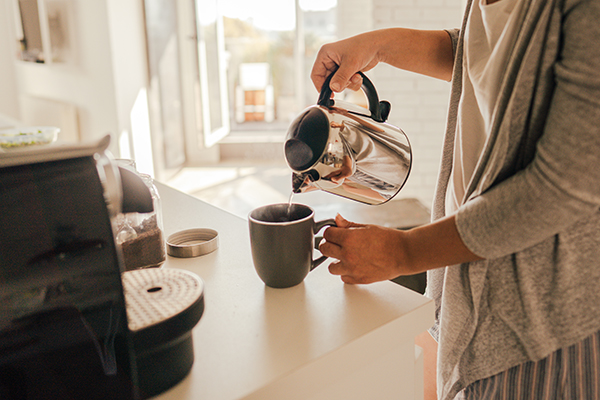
[122,268,205,399]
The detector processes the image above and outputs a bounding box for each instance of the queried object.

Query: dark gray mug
[248,203,336,288]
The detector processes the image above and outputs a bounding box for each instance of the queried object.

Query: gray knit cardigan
[426,0,600,398]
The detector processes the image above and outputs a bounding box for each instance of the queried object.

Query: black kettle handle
[317,68,391,123]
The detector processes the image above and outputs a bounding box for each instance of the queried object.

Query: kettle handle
[317,68,391,123]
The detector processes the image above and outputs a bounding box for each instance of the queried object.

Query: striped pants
[460,330,600,400]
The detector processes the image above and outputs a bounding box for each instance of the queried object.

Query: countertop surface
[153,182,434,399]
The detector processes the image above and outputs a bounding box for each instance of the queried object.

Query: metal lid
[167,228,219,258]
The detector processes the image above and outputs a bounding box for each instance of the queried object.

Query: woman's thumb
[335,213,363,228]
[329,67,355,92]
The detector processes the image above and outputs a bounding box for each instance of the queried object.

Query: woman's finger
[319,238,343,260]
[322,226,348,247]
[310,53,340,92]
[345,73,363,92]
[334,214,364,228]
[341,275,361,284]
[329,263,369,285]
[328,260,342,275]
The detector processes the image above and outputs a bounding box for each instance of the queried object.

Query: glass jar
[115,160,166,270]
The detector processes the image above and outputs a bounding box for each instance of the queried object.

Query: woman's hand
[310,34,382,94]
[319,214,408,284]
[310,28,455,96]
[319,213,483,285]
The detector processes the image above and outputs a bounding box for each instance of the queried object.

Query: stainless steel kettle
[285,71,412,205]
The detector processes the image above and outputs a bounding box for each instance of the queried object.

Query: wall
[1,1,116,144]
[0,2,19,120]
[0,0,465,199]
[337,0,465,208]
[0,0,150,172]
[337,0,373,39]
[105,0,154,174]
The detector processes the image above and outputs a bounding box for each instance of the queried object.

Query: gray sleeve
[455,0,600,258]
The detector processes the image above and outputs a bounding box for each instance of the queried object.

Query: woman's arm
[320,214,482,284]
[311,28,454,94]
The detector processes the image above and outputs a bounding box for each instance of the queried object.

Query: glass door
[144,0,186,171]
[219,0,338,139]
[143,0,230,175]
[194,0,230,147]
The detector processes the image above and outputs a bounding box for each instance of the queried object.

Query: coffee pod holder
[122,268,205,399]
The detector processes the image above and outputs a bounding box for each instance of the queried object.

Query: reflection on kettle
[285,71,412,205]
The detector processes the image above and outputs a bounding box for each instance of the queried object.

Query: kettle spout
[291,170,320,194]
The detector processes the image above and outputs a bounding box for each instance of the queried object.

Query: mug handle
[310,218,337,271]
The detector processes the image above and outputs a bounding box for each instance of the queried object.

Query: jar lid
[167,228,219,258]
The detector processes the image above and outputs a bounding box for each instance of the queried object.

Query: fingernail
[330,82,341,92]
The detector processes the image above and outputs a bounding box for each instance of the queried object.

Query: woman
[313,0,600,399]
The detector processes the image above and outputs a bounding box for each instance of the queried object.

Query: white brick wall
[337,0,464,209]
[337,0,374,39]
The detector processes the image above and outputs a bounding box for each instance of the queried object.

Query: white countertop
[153,183,434,400]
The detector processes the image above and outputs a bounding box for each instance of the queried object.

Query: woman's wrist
[402,214,483,274]
[376,28,454,81]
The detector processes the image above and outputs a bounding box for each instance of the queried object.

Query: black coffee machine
[0,137,204,400]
